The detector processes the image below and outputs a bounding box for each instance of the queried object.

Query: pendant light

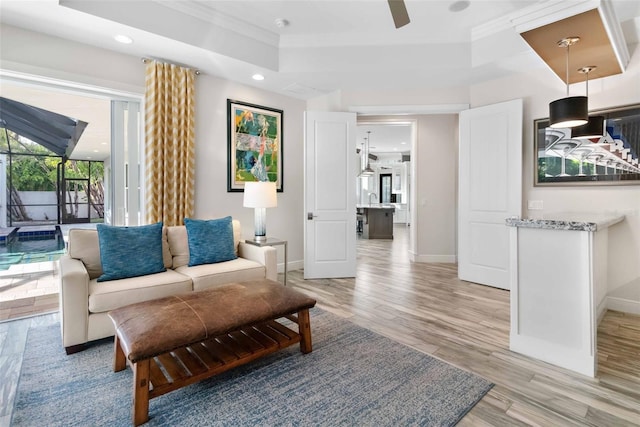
[549,37,588,129]
[572,66,606,139]
[359,131,375,177]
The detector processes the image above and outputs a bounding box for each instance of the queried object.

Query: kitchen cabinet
[357,205,395,239]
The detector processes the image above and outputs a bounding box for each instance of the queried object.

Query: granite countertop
[505,213,625,232]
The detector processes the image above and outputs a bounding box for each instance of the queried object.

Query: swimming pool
[0,226,66,270]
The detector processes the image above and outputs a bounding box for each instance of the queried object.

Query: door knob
[307,212,317,220]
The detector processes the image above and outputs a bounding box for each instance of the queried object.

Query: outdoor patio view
[0,128,104,270]
[0,85,115,319]
[2,131,104,225]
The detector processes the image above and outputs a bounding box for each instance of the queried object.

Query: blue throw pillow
[96,222,166,282]
[184,216,237,267]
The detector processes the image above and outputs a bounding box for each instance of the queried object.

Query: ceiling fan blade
[387,0,410,29]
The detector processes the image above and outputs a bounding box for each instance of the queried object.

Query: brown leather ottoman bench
[108,279,317,426]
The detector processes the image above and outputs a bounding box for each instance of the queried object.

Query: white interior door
[458,99,522,289]
[304,111,357,279]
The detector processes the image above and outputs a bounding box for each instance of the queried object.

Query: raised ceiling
[521,9,626,84]
[1,0,638,100]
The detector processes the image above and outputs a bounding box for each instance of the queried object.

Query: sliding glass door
[109,100,142,226]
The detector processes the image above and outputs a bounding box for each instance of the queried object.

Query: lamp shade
[243,181,277,208]
[571,115,605,139]
[359,165,375,177]
[549,96,588,128]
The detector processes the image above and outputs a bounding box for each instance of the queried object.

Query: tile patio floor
[0,261,60,321]
[0,224,95,321]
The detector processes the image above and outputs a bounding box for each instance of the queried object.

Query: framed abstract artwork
[534,104,640,186]
[227,99,283,192]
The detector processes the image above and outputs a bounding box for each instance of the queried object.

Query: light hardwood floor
[288,225,640,426]
[1,225,639,426]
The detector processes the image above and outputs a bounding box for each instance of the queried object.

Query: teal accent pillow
[96,222,166,282]
[184,216,237,267]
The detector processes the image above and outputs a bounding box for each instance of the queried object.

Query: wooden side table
[245,238,288,285]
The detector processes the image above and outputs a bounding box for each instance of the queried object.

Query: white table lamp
[243,181,277,241]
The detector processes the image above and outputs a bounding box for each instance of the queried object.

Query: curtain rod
[142,57,201,75]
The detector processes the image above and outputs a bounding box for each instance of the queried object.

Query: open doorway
[356,120,414,256]
[0,74,142,317]
[0,81,110,276]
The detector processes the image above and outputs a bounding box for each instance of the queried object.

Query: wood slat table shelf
[124,319,303,399]
[108,280,316,426]
[114,313,312,425]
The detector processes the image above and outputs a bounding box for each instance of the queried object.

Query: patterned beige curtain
[144,60,195,226]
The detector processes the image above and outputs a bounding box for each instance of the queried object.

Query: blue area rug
[12,308,492,426]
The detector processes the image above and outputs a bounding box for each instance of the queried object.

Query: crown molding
[349,104,469,115]
[472,0,629,73]
[597,0,631,72]
[159,1,280,48]
[472,13,517,41]
[280,32,457,49]
[473,0,599,41]
[510,0,599,33]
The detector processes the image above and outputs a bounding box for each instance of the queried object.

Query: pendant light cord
[585,68,589,96]
[560,37,580,96]
[578,65,596,105]
[367,131,371,168]
[565,42,570,97]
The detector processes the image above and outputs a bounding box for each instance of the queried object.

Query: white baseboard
[293,254,458,272]
[413,254,457,263]
[281,260,304,273]
[510,333,595,378]
[607,296,640,316]
[596,297,608,326]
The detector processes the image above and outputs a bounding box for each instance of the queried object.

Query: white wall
[0,26,143,95]
[414,114,458,262]
[19,191,76,221]
[0,25,307,270]
[193,76,306,270]
[15,191,103,221]
[341,86,470,107]
[470,45,640,292]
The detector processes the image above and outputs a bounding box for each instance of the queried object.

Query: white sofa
[59,220,277,354]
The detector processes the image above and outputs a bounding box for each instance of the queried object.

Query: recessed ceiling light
[274,18,289,28]
[252,74,265,81]
[400,142,407,145]
[114,34,133,44]
[449,1,470,12]
[93,149,99,152]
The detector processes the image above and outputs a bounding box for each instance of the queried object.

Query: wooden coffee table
[108,279,316,426]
